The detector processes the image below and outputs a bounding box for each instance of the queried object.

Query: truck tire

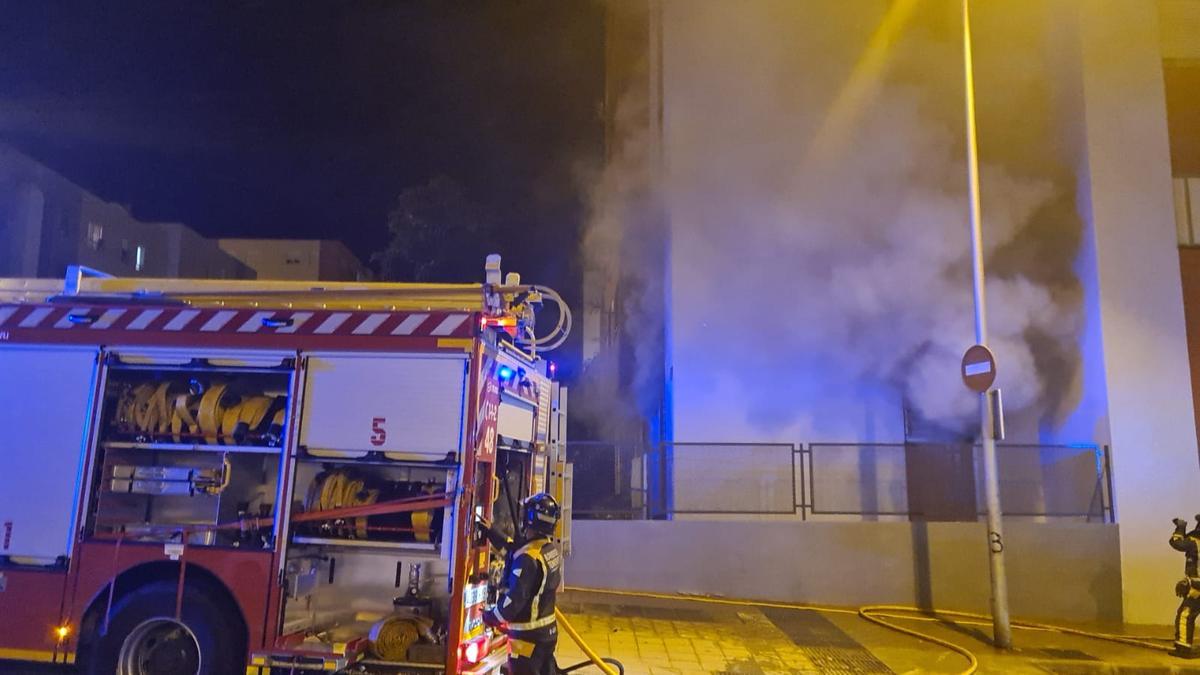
[78,579,246,675]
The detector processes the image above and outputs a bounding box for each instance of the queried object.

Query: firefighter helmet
[522,493,560,536]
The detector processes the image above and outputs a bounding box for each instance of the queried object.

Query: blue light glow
[498,366,513,380]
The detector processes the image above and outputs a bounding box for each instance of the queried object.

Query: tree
[373,176,496,282]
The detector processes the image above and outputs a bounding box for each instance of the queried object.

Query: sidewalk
[556,590,1200,675]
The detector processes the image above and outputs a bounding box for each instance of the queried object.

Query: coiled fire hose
[369,614,436,660]
[304,470,380,538]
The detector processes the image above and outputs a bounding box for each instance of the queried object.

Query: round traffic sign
[961,344,996,393]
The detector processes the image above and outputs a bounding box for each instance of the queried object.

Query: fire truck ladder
[0,257,572,353]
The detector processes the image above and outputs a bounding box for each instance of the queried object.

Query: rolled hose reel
[302,469,443,543]
[116,379,286,446]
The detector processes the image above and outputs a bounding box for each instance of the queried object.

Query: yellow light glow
[55,625,70,640]
[804,0,920,168]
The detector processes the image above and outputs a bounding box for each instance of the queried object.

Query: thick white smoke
[573,84,665,437]
[580,1,1080,440]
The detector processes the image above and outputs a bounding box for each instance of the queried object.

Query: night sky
[0,1,605,295]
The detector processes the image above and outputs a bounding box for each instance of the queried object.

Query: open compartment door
[0,346,99,563]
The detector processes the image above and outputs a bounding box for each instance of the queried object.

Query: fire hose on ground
[102,496,1177,674]
[92,490,1177,674]
[564,587,1175,675]
[555,609,624,674]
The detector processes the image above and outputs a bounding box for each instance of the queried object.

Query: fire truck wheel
[79,579,246,675]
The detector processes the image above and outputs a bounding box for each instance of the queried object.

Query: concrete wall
[571,520,1122,624]
[647,0,1200,626]
[1070,2,1200,625]
[220,238,368,281]
[2,182,44,277]
[661,1,890,445]
[220,238,322,280]
[163,223,254,279]
[0,144,84,278]
[654,1,1198,443]
[1160,0,1200,174]
[317,239,371,282]
[75,193,172,277]
[658,0,1097,446]
[1159,0,1200,62]
[0,149,172,279]
[0,143,248,280]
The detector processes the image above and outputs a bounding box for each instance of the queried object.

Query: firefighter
[1172,515,1200,658]
[479,493,562,675]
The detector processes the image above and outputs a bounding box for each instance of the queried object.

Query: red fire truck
[0,256,572,674]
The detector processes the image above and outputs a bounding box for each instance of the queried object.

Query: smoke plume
[579,0,1081,441]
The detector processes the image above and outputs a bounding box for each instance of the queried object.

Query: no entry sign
[962,344,996,393]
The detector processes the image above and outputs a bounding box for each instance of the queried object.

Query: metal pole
[962,0,1013,649]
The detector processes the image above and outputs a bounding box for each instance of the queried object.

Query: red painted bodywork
[5,329,453,353]
[0,301,523,673]
[0,304,479,352]
[445,349,507,671]
[262,358,305,649]
[61,541,274,654]
[446,345,482,668]
[0,568,69,657]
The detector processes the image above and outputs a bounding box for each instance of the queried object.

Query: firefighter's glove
[1175,518,1189,529]
[481,606,504,630]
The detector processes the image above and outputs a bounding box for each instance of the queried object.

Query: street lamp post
[961,0,1013,650]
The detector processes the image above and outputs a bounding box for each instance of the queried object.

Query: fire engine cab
[0,255,572,674]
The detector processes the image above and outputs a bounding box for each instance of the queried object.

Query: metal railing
[567,441,1114,523]
[569,440,645,519]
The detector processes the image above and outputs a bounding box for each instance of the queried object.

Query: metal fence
[569,441,645,519]
[567,441,1114,523]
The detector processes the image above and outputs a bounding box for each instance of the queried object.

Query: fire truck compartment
[276,547,453,666]
[0,345,99,564]
[291,460,454,548]
[91,448,280,547]
[497,394,536,444]
[491,448,534,544]
[98,353,293,450]
[301,353,469,461]
[84,354,293,547]
[278,457,457,664]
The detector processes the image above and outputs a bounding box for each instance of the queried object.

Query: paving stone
[556,590,1195,675]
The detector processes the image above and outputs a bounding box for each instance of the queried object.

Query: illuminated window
[135,245,146,272]
[86,222,104,250]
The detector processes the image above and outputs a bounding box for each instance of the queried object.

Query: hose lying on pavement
[566,587,1175,675]
[857,606,980,675]
[858,605,1173,675]
[555,608,624,675]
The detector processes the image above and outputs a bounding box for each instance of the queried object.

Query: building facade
[218,238,370,282]
[0,144,252,280]
[580,0,1200,626]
